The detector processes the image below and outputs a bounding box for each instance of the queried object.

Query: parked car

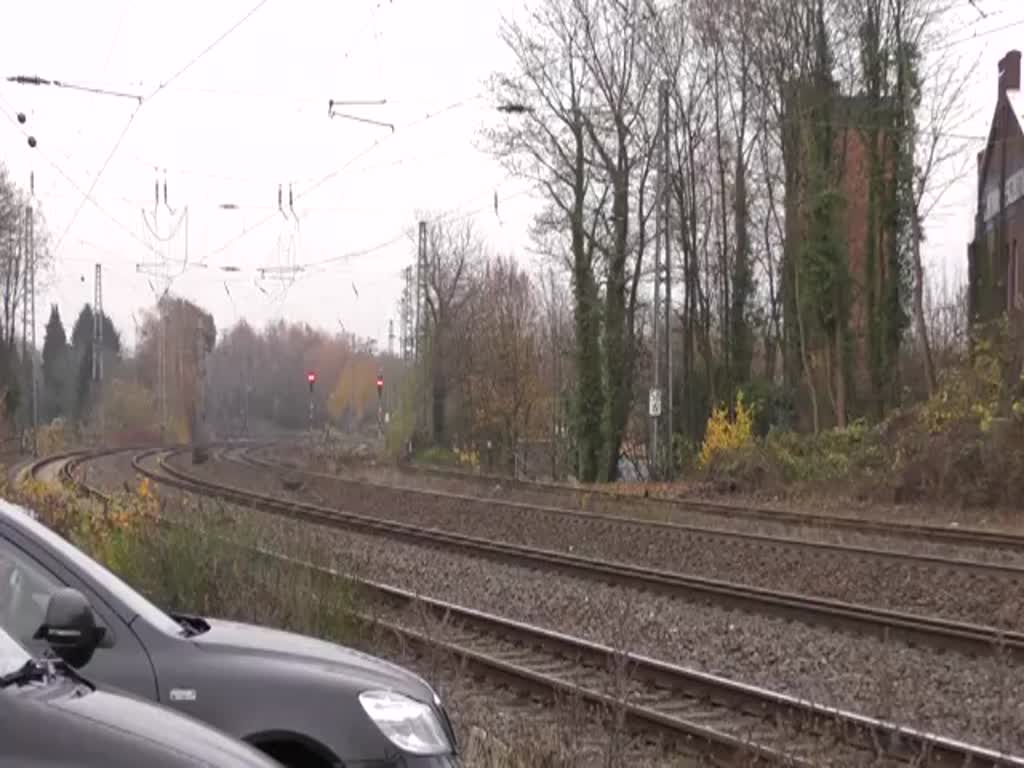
[0,616,283,768]
[0,497,460,768]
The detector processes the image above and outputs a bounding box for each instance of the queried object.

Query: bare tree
[487,0,608,481]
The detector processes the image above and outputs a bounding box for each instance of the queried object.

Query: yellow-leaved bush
[698,391,754,469]
[11,476,159,573]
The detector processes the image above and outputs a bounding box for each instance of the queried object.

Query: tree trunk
[834,314,847,428]
[911,213,936,397]
[603,171,630,483]
[793,258,820,434]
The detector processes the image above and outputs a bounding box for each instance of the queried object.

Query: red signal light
[307,372,316,383]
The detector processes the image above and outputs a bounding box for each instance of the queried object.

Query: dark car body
[0,628,284,768]
[0,498,459,768]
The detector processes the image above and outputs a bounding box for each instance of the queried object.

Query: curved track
[84,445,1018,768]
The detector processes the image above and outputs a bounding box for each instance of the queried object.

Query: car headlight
[358,690,451,755]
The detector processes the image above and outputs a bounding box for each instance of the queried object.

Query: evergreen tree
[41,305,70,421]
[69,304,122,423]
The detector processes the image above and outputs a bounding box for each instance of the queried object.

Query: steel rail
[235,446,1024,579]
[130,447,1024,665]
[97,447,1021,768]
[377,449,1024,555]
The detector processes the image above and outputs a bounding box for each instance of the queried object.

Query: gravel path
[160,490,1024,755]
[196,453,1024,631]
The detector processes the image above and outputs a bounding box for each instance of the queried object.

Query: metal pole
[661,79,674,479]
[29,205,36,455]
[20,204,28,452]
[650,92,664,482]
[94,264,104,440]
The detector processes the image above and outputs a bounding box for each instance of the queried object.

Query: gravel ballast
[167,492,1024,755]
[196,453,1024,631]
[272,443,1024,543]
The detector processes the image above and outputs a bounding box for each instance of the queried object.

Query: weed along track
[56,448,1023,767]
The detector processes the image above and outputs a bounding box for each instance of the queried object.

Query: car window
[0,538,63,647]
[5,508,183,637]
[0,626,30,677]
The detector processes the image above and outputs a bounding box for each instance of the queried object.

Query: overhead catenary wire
[0,97,161,259]
[52,106,139,254]
[145,0,272,101]
[933,14,1024,50]
[195,91,485,266]
[26,0,273,255]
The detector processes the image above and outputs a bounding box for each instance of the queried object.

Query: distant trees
[396,217,567,474]
[135,296,214,443]
[0,162,52,435]
[206,318,385,435]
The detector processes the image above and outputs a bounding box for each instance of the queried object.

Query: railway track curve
[77,445,1021,768]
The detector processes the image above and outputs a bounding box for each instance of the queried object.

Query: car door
[0,531,158,700]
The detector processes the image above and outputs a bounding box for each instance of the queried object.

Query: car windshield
[2,501,184,638]
[0,626,30,678]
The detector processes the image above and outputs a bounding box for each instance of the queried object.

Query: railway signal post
[376,371,384,439]
[307,371,316,433]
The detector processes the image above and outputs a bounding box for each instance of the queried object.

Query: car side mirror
[33,587,106,669]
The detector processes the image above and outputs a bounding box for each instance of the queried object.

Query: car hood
[45,682,280,767]
[192,618,436,701]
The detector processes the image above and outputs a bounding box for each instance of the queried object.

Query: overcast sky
[0,0,1022,353]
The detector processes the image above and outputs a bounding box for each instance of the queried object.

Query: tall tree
[488,0,608,480]
[69,304,121,423]
[41,304,69,420]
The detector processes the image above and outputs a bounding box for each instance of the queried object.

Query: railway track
[381,451,1024,556]
[221,444,1024,660]
[59,445,1016,768]
[134,446,1024,662]
[236,445,1024,579]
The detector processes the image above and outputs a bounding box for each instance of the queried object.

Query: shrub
[698,391,754,469]
[35,418,74,456]
[8,476,359,643]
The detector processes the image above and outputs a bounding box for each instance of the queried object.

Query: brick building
[783,79,897,428]
[969,50,1024,329]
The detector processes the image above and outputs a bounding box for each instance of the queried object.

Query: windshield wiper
[0,656,93,691]
[0,659,52,689]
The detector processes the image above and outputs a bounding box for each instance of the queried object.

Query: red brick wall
[837,126,895,397]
